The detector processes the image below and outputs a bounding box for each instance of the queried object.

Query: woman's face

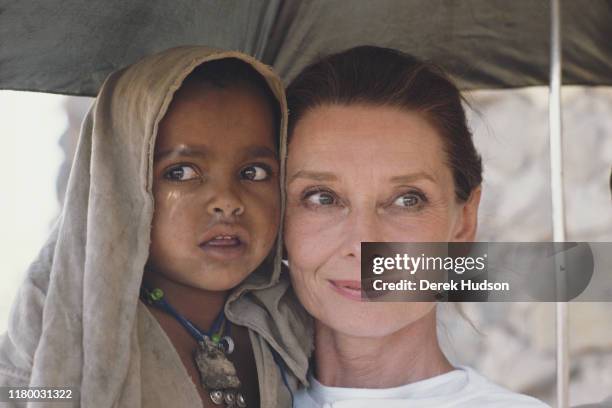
[284,104,480,337]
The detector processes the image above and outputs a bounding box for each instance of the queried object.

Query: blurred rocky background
[440,86,612,407]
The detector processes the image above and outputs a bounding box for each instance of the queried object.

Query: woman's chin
[316,302,435,339]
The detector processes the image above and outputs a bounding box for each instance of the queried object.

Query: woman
[284,46,548,407]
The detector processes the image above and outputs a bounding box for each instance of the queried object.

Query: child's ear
[452,186,482,242]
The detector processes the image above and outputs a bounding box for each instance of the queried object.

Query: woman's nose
[341,210,382,259]
[206,184,245,218]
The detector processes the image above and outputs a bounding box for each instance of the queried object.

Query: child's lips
[204,235,241,246]
[199,228,248,260]
[199,237,246,260]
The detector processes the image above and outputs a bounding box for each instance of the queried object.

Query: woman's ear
[452,186,482,242]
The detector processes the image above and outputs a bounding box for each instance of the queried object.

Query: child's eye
[392,191,427,209]
[163,165,199,182]
[303,189,337,206]
[240,164,270,181]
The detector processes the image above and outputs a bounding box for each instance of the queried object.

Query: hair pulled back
[286,45,482,201]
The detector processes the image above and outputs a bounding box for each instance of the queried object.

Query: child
[0,46,311,407]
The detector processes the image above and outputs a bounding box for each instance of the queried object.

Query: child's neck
[142,273,228,332]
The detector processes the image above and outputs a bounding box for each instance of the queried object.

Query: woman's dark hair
[182,58,281,148]
[286,46,482,202]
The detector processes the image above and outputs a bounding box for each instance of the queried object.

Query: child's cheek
[243,184,280,258]
[248,181,281,215]
[156,190,185,221]
[153,185,206,227]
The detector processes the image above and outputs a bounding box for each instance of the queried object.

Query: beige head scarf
[0,46,311,407]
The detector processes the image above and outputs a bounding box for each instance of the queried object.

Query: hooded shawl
[0,46,312,407]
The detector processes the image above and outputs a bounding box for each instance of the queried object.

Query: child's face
[148,81,280,291]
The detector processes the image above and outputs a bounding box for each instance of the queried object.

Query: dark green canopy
[1,0,611,96]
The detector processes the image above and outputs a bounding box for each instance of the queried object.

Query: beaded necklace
[141,287,246,407]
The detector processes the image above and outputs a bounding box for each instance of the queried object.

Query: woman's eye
[305,191,336,206]
[163,165,199,181]
[241,165,270,181]
[393,192,424,208]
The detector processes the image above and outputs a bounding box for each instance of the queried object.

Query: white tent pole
[549,0,569,407]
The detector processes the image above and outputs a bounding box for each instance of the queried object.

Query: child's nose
[206,188,245,218]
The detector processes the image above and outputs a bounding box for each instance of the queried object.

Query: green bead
[150,288,164,301]
[211,334,221,344]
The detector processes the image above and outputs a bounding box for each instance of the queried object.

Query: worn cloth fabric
[0,46,312,407]
[294,366,548,408]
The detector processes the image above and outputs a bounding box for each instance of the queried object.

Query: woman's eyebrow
[154,145,208,160]
[288,170,337,184]
[390,172,437,184]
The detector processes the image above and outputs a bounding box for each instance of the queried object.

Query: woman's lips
[360,277,388,300]
[199,234,246,260]
[329,280,364,301]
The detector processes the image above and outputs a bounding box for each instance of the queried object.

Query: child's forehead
[163,79,277,127]
[174,77,271,107]
[154,81,278,157]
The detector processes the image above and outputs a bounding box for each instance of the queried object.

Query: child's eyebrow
[242,146,278,160]
[154,146,208,161]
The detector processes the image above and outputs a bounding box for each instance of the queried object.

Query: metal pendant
[195,336,241,390]
[208,390,247,407]
[210,390,224,405]
[220,335,235,354]
[196,336,246,407]
[223,392,235,405]
[236,393,247,408]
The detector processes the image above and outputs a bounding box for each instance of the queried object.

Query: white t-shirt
[293,366,548,408]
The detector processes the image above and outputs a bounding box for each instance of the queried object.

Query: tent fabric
[0,0,611,96]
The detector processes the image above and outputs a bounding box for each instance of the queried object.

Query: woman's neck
[314,308,453,389]
[142,272,228,332]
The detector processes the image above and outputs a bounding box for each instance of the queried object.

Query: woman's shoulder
[293,367,549,408]
[456,366,549,407]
